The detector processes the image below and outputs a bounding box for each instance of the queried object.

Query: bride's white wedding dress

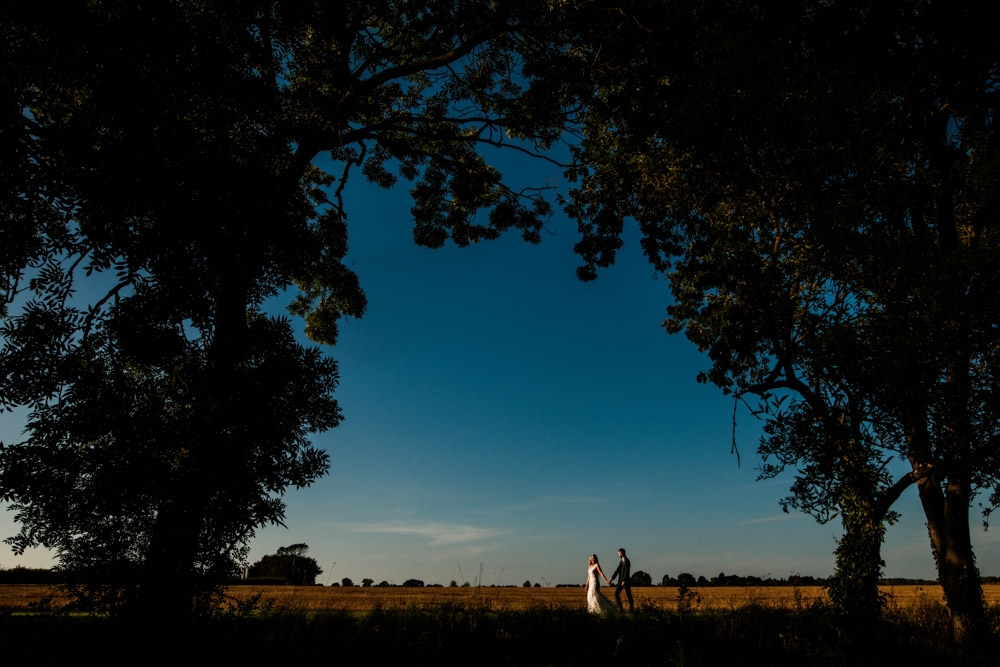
[587,564,617,614]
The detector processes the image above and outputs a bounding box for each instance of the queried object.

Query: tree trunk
[913,467,986,643]
[137,256,250,618]
[138,494,203,618]
[826,489,886,628]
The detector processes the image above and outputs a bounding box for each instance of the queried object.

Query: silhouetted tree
[675,573,697,587]
[560,0,999,641]
[0,0,588,617]
[248,544,322,585]
[630,570,653,587]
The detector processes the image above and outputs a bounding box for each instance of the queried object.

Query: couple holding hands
[585,547,634,614]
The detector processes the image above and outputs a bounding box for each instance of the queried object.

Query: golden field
[3,583,1000,613]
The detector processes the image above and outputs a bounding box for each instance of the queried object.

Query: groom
[608,547,634,611]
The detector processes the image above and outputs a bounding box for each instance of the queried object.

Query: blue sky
[2,151,997,587]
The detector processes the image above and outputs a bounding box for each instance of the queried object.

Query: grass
[2,585,998,665]
[5,582,997,613]
[2,598,997,665]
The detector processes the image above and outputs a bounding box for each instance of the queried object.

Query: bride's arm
[596,564,610,584]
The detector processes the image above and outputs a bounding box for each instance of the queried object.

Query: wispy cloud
[341,521,502,545]
[738,513,806,526]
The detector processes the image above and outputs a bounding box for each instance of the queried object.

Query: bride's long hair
[589,554,598,566]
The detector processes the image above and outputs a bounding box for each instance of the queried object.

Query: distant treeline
[4,567,996,587]
[662,573,830,587]
[0,567,62,584]
[648,572,992,587]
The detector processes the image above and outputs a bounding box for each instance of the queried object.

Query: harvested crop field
[3,583,999,613]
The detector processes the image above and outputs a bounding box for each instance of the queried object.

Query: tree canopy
[629,570,652,587]
[0,0,586,616]
[247,543,322,585]
[562,0,1000,641]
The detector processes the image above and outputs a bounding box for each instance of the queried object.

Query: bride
[585,554,617,614]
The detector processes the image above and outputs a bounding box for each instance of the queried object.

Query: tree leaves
[1,0,584,616]
[558,0,1000,634]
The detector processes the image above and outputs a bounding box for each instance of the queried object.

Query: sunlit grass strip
[216,584,1000,613]
[3,583,1000,614]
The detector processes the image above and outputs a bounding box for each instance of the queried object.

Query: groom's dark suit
[610,554,633,611]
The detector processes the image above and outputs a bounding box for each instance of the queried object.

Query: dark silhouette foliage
[247,544,322,586]
[630,570,653,587]
[555,0,1000,642]
[0,0,585,617]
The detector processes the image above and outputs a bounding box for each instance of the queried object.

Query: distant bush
[0,567,62,584]
[630,570,653,587]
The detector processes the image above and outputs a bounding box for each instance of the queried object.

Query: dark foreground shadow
[2,603,997,666]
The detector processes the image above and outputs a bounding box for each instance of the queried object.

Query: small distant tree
[522,579,532,588]
[377,581,390,588]
[341,577,354,587]
[449,580,458,587]
[247,544,322,586]
[461,581,471,588]
[361,578,374,588]
[676,573,697,587]
[402,579,424,588]
[630,570,653,587]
